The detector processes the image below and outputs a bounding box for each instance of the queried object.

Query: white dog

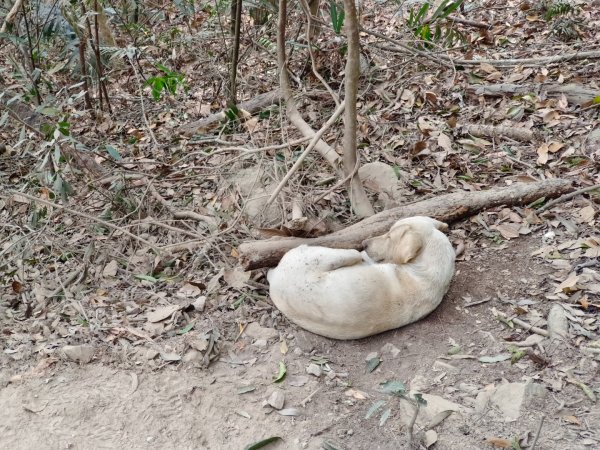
[267,216,455,339]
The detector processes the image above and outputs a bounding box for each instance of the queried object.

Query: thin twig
[530,414,546,450]
[301,388,321,407]
[538,184,600,212]
[314,156,360,203]
[407,400,421,443]
[6,191,160,253]
[266,100,346,205]
[495,311,549,337]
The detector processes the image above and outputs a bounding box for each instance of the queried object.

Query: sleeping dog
[267,216,455,339]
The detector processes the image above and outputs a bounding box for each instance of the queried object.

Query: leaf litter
[0,0,599,449]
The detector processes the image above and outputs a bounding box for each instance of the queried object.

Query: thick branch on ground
[277,0,341,170]
[179,89,281,137]
[469,83,600,106]
[341,0,373,217]
[238,179,573,270]
[461,124,534,142]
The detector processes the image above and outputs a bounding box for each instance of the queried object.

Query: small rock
[288,375,309,387]
[252,339,268,349]
[182,349,203,363]
[306,363,322,377]
[326,370,337,380]
[490,381,547,422]
[433,360,459,373]
[267,390,285,410]
[547,305,569,340]
[365,351,379,362]
[62,345,95,364]
[146,436,155,443]
[293,347,303,356]
[347,429,354,436]
[244,322,279,341]
[381,343,401,357]
[192,296,206,312]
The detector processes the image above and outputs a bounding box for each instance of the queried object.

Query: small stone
[306,363,322,377]
[192,296,206,312]
[267,390,285,410]
[62,345,95,364]
[365,351,379,362]
[182,349,203,363]
[252,339,268,349]
[347,429,354,436]
[433,360,459,373]
[146,436,155,443]
[326,370,337,380]
[381,343,401,358]
[293,347,303,356]
[244,322,279,341]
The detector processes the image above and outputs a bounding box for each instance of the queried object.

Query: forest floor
[1,0,599,449]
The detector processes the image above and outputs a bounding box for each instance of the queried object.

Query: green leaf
[237,385,256,394]
[365,400,387,419]
[176,323,195,335]
[135,274,159,283]
[273,361,287,383]
[413,392,427,406]
[105,145,122,161]
[244,436,282,450]
[592,96,600,104]
[380,380,406,395]
[379,408,391,426]
[366,356,381,372]
[479,354,512,363]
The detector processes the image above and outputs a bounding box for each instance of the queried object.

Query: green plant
[541,0,575,21]
[329,1,345,35]
[406,0,465,49]
[145,64,187,100]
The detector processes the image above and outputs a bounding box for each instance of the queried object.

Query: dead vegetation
[1,0,599,448]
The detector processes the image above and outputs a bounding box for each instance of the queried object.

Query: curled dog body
[267,216,455,339]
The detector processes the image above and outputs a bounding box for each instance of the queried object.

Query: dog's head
[361,216,448,264]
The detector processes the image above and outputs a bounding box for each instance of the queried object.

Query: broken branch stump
[238,179,573,270]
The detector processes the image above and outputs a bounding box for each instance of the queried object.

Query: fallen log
[238,179,573,270]
[468,83,600,106]
[179,89,281,137]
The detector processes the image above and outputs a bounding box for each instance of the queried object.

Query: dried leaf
[273,361,286,383]
[479,354,511,363]
[365,400,387,419]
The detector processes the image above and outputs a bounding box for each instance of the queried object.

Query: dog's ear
[432,219,449,232]
[390,224,424,264]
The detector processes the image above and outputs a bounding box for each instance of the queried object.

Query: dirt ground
[2,229,598,450]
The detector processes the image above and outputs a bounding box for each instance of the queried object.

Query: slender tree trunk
[342,0,373,217]
[229,0,243,107]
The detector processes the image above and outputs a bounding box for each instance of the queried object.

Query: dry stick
[447,16,490,29]
[495,311,549,337]
[7,191,161,253]
[314,157,360,203]
[184,136,311,158]
[0,0,23,32]
[538,184,600,213]
[363,27,600,67]
[266,101,346,205]
[530,415,546,450]
[129,60,159,147]
[142,178,216,226]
